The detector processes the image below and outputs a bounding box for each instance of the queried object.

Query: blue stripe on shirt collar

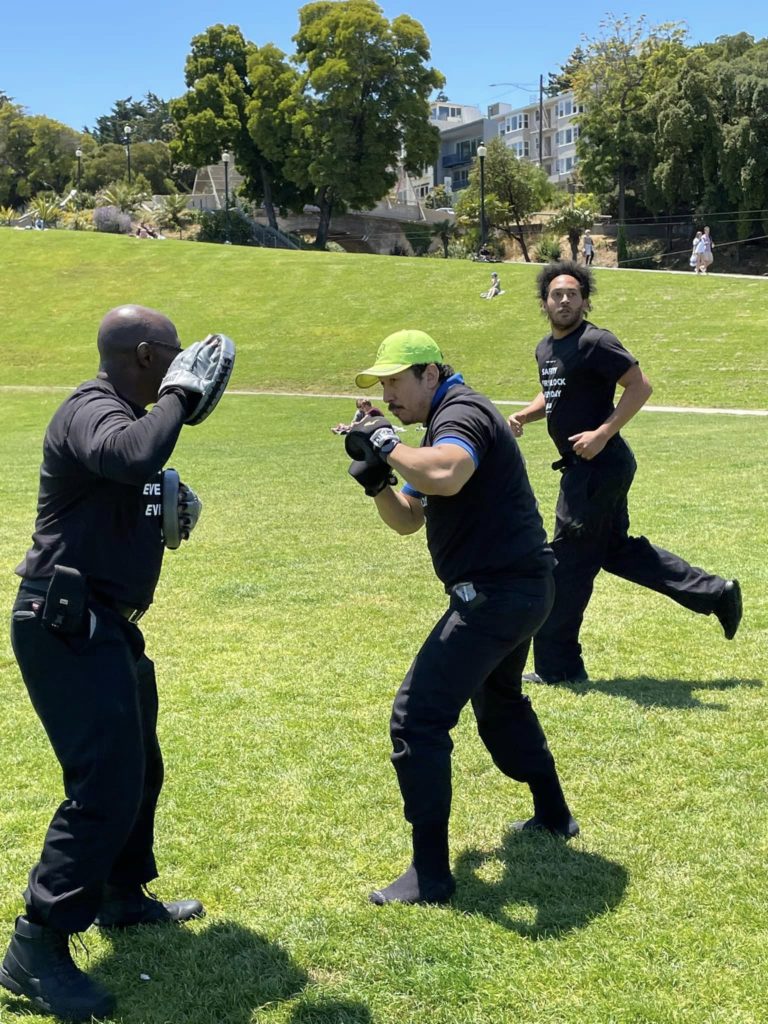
[430,373,465,411]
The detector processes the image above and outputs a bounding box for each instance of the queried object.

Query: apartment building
[492,91,585,183]
[394,92,584,206]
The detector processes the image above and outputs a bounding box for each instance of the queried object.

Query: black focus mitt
[348,459,397,497]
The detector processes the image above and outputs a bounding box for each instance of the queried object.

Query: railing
[441,153,470,168]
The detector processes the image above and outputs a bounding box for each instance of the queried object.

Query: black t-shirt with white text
[404,382,552,587]
[535,321,638,456]
[17,378,188,609]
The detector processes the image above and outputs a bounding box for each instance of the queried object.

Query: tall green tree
[0,103,82,206]
[76,140,175,195]
[87,94,174,143]
[714,40,768,238]
[455,137,553,262]
[545,46,587,97]
[289,0,444,248]
[573,15,687,223]
[646,52,722,216]
[245,42,314,222]
[170,24,298,230]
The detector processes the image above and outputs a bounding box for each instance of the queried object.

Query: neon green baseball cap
[355,329,444,388]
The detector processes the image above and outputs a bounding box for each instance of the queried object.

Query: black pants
[11,586,163,933]
[390,576,561,827]
[534,439,726,681]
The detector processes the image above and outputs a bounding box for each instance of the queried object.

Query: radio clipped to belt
[161,468,203,550]
[40,565,88,635]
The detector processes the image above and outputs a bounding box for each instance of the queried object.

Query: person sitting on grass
[481,272,503,300]
[331,398,383,435]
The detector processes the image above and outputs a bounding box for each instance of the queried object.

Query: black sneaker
[94,885,204,929]
[523,670,589,685]
[0,915,115,1021]
[510,816,580,839]
[714,579,742,640]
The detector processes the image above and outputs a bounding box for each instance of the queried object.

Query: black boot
[369,823,456,906]
[0,915,115,1021]
[512,771,579,838]
[510,815,580,838]
[94,884,204,929]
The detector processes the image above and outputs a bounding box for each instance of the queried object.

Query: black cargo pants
[390,575,561,827]
[11,584,163,933]
[533,438,727,681]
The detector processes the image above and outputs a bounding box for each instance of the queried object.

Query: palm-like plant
[430,218,461,259]
[28,196,62,227]
[152,194,194,239]
[0,205,17,225]
[97,181,147,214]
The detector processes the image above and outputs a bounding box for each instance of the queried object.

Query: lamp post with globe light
[477,143,487,253]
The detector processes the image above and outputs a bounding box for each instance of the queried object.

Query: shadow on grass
[288,998,372,1024]
[548,676,763,710]
[452,829,628,939]
[82,920,371,1024]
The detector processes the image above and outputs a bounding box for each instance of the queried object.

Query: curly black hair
[536,260,596,303]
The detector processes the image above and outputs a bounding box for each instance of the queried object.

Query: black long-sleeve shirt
[17,378,187,608]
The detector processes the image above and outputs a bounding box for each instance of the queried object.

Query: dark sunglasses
[148,339,183,354]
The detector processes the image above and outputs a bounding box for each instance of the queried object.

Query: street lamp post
[477,143,487,253]
[222,150,230,244]
[124,125,132,183]
[75,148,82,193]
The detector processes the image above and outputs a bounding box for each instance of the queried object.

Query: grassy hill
[2,229,766,408]
[0,230,766,1024]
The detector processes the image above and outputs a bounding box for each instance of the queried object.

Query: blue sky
[2,0,765,131]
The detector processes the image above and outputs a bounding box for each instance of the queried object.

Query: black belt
[110,603,146,623]
[21,580,146,623]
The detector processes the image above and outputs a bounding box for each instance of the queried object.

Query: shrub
[197,208,255,246]
[534,234,562,262]
[0,205,17,226]
[616,224,629,266]
[93,205,132,234]
[60,210,94,231]
[426,239,472,260]
[625,238,666,270]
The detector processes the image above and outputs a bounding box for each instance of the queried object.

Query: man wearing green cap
[345,330,578,906]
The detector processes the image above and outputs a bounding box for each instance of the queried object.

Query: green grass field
[1,231,767,1024]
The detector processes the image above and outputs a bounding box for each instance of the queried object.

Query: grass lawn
[0,231,766,1024]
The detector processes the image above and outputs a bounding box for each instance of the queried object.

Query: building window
[452,169,469,189]
[557,156,576,174]
[511,140,530,158]
[556,128,574,145]
[432,105,463,120]
[456,138,482,160]
[503,112,529,133]
[557,98,573,118]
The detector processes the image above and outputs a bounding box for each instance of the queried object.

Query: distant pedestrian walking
[690,231,702,271]
[695,227,713,274]
[582,230,594,266]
